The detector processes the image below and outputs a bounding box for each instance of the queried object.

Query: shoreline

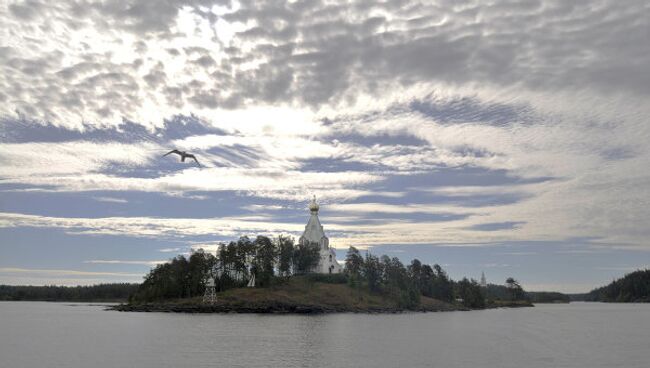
[109,300,534,314]
[109,301,467,314]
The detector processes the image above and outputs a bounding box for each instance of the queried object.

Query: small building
[298,196,342,274]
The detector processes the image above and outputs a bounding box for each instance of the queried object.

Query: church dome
[309,196,319,213]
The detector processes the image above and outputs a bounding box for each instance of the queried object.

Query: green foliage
[131,234,326,302]
[505,277,526,301]
[292,242,321,274]
[362,253,382,292]
[351,252,455,308]
[345,247,364,276]
[253,235,277,287]
[0,283,138,302]
[454,278,486,308]
[133,250,216,302]
[485,280,530,303]
[585,269,650,302]
[412,262,454,302]
[218,241,247,289]
[126,234,530,311]
[276,235,294,277]
[376,255,420,308]
[527,291,570,303]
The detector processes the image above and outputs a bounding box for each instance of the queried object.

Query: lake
[1,302,648,368]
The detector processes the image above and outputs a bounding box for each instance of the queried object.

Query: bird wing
[185,154,201,167]
[163,149,182,157]
[188,154,202,167]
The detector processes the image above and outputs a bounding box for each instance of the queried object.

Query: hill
[583,269,650,302]
[113,240,533,313]
[112,276,462,313]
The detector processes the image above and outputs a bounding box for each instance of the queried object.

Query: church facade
[298,197,342,274]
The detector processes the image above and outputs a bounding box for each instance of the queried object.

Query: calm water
[1,302,649,368]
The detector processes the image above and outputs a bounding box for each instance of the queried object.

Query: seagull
[163,149,202,167]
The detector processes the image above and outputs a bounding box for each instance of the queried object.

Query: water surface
[1,302,648,368]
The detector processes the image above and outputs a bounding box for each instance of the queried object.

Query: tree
[455,278,485,308]
[419,264,436,297]
[236,236,255,276]
[376,256,420,308]
[253,235,277,287]
[187,249,216,296]
[276,235,295,277]
[218,242,239,289]
[345,246,364,296]
[431,264,454,302]
[408,259,423,293]
[362,253,382,292]
[134,252,216,302]
[292,242,320,274]
[505,277,525,301]
[345,247,364,277]
[585,269,650,302]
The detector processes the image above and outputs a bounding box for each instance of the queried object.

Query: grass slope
[114,277,461,314]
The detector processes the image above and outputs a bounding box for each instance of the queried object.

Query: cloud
[0,267,141,277]
[83,260,166,266]
[1,0,647,126]
[1,0,650,275]
[93,196,128,203]
[0,207,603,250]
[0,211,311,239]
[0,136,383,200]
[158,247,183,253]
[469,222,525,232]
[0,141,161,177]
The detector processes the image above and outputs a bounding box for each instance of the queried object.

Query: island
[110,199,533,314]
[112,275,464,314]
[1,199,534,313]
[109,241,534,314]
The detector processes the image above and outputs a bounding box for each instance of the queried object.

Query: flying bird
[163,150,202,167]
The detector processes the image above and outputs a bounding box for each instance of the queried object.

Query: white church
[298,196,342,274]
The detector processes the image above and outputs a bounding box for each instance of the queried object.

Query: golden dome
[308,195,319,213]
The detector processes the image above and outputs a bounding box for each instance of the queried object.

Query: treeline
[584,269,650,302]
[132,235,530,309]
[526,291,570,303]
[345,247,457,308]
[0,283,139,302]
[132,236,319,302]
[484,278,530,303]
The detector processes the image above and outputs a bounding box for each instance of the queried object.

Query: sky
[1,0,649,293]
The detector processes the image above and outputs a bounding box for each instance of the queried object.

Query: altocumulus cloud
[1,0,650,287]
[1,0,648,124]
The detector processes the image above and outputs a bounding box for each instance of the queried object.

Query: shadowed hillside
[114,276,461,313]
[583,269,650,302]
